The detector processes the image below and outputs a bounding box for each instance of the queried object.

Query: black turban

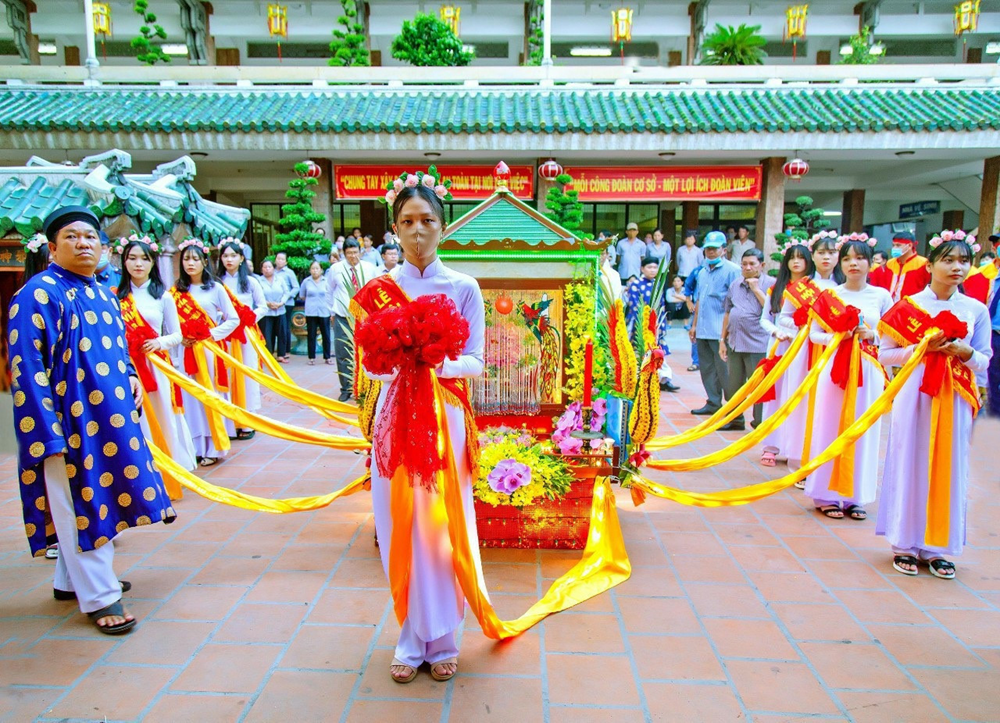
[42,205,100,241]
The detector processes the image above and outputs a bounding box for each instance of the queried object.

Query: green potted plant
[391,12,475,66]
[700,23,767,66]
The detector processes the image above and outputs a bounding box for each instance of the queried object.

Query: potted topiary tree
[771,195,832,271]
[329,0,370,67]
[391,12,475,66]
[700,23,767,66]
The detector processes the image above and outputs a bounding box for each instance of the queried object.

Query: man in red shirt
[869,231,931,302]
[963,234,999,305]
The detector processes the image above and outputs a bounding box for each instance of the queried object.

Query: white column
[83,0,99,71]
[542,0,552,67]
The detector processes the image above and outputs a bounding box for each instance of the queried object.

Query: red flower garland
[356,294,469,487]
[180,317,212,375]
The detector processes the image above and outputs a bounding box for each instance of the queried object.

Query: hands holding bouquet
[355,294,470,488]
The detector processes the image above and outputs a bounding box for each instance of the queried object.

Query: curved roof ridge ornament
[79,149,132,173]
[151,156,197,182]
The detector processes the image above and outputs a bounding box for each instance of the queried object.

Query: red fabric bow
[125,324,160,393]
[628,445,651,468]
[180,317,212,375]
[755,355,782,403]
[919,310,969,399]
[228,303,259,344]
[792,305,810,328]
[827,305,864,390]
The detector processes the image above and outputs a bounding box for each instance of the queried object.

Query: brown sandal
[430,657,458,682]
[390,658,417,684]
[817,505,843,519]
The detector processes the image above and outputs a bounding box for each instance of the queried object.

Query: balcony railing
[2,63,998,89]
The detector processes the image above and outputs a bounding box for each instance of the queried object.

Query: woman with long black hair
[116,235,197,492]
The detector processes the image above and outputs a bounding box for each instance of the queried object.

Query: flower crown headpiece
[803,229,839,250]
[380,165,454,207]
[178,237,213,253]
[928,229,979,254]
[835,232,877,250]
[219,236,251,256]
[23,232,47,253]
[113,233,160,256]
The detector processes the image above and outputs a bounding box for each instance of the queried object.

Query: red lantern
[298,160,322,179]
[494,161,511,189]
[539,159,563,180]
[495,294,514,315]
[782,158,809,181]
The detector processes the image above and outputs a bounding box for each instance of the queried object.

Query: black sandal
[87,600,136,635]
[844,504,867,520]
[817,505,843,518]
[55,580,131,601]
[927,558,956,580]
[892,555,919,576]
[236,429,256,441]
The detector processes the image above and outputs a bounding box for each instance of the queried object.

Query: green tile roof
[445,193,576,247]
[0,86,998,134]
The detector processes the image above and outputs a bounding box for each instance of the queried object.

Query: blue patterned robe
[8,264,176,557]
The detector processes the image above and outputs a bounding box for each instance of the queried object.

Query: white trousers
[394,618,459,668]
[44,457,120,614]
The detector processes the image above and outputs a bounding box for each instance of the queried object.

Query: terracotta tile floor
[2,336,999,722]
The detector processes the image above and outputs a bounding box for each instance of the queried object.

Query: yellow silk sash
[631,334,931,506]
[149,442,367,512]
[147,351,368,452]
[644,333,844,472]
[204,340,360,427]
[828,335,863,498]
[645,324,810,451]
[188,343,232,453]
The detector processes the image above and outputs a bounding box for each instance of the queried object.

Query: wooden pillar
[311,158,334,240]
[979,156,1000,241]
[842,188,865,233]
[942,209,964,231]
[681,201,699,236]
[755,157,786,267]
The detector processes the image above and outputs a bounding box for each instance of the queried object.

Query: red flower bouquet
[356,294,470,487]
[179,317,212,375]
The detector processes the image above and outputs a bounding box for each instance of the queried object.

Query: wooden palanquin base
[474,474,600,550]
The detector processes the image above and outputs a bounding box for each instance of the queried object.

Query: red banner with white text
[335,164,535,200]
[565,166,762,201]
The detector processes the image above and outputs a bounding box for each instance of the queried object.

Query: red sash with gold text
[170,289,230,391]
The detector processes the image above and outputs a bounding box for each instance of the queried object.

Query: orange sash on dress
[221,285,266,410]
[878,296,978,547]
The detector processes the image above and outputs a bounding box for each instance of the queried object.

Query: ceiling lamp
[782,158,810,181]
[538,159,563,180]
[570,47,612,57]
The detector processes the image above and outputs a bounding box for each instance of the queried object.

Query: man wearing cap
[688,231,741,414]
[868,231,931,302]
[616,223,646,284]
[8,205,176,635]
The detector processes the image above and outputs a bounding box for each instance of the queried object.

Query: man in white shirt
[727,224,757,263]
[326,238,379,401]
[380,242,401,273]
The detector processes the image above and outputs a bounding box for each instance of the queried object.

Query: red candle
[582,338,593,407]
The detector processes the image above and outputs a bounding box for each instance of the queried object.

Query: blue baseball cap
[703,231,727,249]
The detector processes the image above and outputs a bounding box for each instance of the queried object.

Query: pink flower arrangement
[434,184,448,199]
[392,178,404,193]
[178,237,210,253]
[385,189,397,205]
[551,399,607,454]
[487,459,532,494]
[24,233,46,253]
[114,234,160,255]
[929,230,977,250]
[404,175,419,188]
[421,174,436,189]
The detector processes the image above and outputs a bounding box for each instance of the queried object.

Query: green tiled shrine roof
[0,87,998,134]
[445,194,575,247]
[0,154,249,242]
